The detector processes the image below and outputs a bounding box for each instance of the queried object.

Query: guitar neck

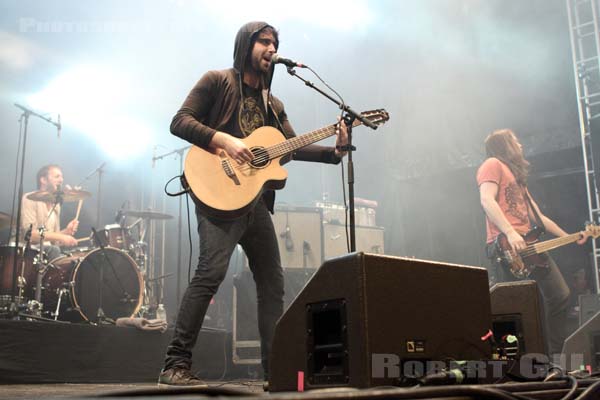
[267,120,361,160]
[525,232,581,255]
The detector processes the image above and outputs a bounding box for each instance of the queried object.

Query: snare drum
[94,224,133,251]
[0,245,39,304]
[42,247,143,322]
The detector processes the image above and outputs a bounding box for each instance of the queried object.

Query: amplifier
[272,206,323,269]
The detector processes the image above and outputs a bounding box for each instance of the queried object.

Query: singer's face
[249,30,277,75]
[42,167,64,192]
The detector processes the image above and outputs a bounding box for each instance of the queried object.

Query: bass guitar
[491,223,599,278]
[183,109,389,219]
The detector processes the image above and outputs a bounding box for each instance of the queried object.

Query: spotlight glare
[27,64,153,160]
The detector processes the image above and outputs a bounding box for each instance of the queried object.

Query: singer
[20,165,79,260]
[158,21,348,387]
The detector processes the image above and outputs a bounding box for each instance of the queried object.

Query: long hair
[484,129,529,185]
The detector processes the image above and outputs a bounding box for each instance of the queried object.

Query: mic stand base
[18,312,69,323]
[95,308,115,325]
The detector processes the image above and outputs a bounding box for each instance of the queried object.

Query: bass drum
[0,245,39,305]
[42,247,143,322]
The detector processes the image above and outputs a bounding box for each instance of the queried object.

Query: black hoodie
[170,21,340,211]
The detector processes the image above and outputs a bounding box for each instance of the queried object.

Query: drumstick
[76,237,90,243]
[74,199,83,221]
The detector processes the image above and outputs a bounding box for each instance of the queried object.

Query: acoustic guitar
[183,109,389,220]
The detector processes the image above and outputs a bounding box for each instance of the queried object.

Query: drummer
[21,164,79,261]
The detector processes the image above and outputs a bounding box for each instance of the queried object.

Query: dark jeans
[489,245,570,355]
[164,198,284,376]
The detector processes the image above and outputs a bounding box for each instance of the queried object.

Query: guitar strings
[230,113,384,172]
[227,117,382,173]
[231,125,339,172]
[517,234,580,257]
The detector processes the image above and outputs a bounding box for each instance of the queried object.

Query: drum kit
[0,189,173,324]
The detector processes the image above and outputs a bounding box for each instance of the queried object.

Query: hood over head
[233,21,279,89]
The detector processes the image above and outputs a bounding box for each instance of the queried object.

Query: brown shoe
[158,367,208,388]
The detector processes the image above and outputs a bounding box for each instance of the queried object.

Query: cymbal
[27,189,92,203]
[0,211,11,230]
[122,210,173,220]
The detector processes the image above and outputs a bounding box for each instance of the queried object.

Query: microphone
[91,227,105,249]
[57,114,61,138]
[271,54,306,68]
[115,209,124,224]
[115,200,127,224]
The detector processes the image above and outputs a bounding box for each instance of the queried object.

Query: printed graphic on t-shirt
[504,182,528,225]
[239,96,265,137]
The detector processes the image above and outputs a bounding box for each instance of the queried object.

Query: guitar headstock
[351,109,390,128]
[584,223,600,239]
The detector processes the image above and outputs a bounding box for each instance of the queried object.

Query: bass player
[477,128,590,355]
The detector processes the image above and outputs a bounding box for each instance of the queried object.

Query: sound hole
[250,146,270,168]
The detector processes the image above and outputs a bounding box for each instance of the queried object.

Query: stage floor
[3,379,600,400]
[0,381,265,399]
[0,319,235,384]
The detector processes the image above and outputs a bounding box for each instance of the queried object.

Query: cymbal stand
[10,103,60,318]
[32,188,63,299]
[17,224,33,305]
[134,217,148,272]
[90,227,127,324]
[152,145,190,306]
[96,164,105,228]
[75,161,107,232]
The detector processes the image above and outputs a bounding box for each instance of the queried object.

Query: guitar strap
[522,186,546,234]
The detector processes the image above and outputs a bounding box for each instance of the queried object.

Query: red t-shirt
[476,157,531,243]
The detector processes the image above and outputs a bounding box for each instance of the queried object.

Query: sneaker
[158,367,208,388]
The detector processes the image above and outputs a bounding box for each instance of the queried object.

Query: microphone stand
[10,103,60,316]
[284,67,379,252]
[75,161,107,239]
[152,145,190,306]
[96,165,105,228]
[90,227,126,324]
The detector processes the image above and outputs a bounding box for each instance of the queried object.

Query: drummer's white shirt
[21,192,61,245]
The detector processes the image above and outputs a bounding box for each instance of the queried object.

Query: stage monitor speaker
[578,294,600,326]
[271,206,323,269]
[269,252,492,391]
[563,310,600,371]
[489,280,547,357]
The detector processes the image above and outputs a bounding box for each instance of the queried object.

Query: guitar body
[493,228,548,279]
[184,126,289,220]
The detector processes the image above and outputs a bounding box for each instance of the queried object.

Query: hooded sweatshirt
[170,21,341,212]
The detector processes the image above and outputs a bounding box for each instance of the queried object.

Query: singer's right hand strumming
[209,131,254,164]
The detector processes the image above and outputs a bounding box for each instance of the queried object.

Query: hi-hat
[0,211,11,230]
[27,189,92,203]
[122,210,173,220]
